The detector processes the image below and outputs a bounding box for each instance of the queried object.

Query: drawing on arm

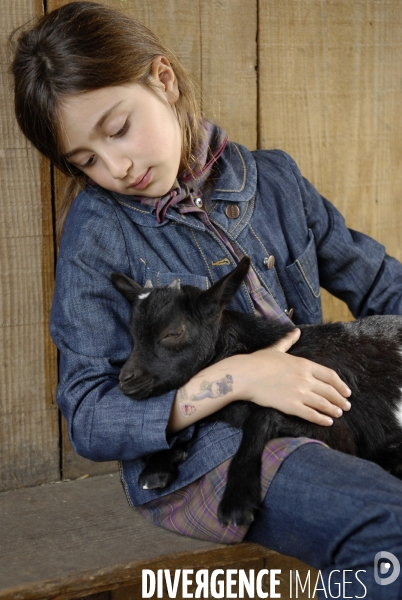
[178,375,233,417]
[190,374,233,401]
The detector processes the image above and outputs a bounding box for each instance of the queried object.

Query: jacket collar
[211,141,257,203]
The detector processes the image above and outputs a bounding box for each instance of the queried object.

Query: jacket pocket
[286,229,321,315]
[142,268,210,290]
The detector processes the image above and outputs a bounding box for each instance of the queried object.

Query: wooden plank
[201,0,258,149]
[259,0,402,322]
[0,1,60,491]
[0,473,310,600]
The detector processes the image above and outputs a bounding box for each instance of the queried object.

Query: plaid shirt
[138,437,324,544]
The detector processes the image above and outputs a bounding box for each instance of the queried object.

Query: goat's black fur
[111,257,402,526]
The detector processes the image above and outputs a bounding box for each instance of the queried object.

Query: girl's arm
[168,328,351,434]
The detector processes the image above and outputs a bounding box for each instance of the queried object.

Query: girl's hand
[168,328,351,434]
[233,329,352,426]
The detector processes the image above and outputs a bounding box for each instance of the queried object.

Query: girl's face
[59,58,183,197]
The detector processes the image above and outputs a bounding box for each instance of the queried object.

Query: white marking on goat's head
[138,292,151,300]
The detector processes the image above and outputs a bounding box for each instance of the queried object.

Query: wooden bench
[0,473,316,599]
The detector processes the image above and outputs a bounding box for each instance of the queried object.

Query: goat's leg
[138,443,188,490]
[218,406,280,527]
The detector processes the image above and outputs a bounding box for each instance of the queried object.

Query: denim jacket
[50,143,402,506]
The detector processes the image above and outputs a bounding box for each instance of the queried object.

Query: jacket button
[285,308,294,319]
[225,205,240,219]
[195,197,203,208]
[263,255,275,269]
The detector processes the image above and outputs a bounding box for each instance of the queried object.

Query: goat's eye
[163,332,182,340]
[159,328,184,344]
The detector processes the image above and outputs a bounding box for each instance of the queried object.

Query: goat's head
[111,257,250,399]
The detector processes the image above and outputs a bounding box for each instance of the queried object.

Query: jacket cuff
[141,392,195,452]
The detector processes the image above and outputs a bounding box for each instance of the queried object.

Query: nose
[119,366,144,385]
[104,153,132,180]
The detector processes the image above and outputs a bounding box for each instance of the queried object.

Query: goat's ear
[111,272,144,303]
[201,257,250,308]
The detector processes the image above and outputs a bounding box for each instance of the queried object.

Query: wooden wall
[1,0,402,491]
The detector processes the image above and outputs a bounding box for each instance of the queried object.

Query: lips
[129,168,152,190]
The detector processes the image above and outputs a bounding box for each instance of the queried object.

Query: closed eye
[79,120,129,168]
[159,328,185,344]
[82,155,96,168]
[112,120,129,138]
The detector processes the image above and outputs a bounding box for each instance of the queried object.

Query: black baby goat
[111,257,402,526]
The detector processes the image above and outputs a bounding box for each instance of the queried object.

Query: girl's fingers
[237,348,352,424]
[282,392,342,425]
[309,390,346,419]
[311,363,352,404]
[310,380,352,413]
[291,403,335,427]
[271,337,352,413]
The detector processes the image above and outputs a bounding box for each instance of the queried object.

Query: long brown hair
[10,1,201,238]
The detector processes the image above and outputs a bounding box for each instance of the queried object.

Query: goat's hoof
[217,501,256,528]
[139,470,173,490]
[172,448,188,464]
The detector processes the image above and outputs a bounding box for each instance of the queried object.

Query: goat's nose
[119,371,132,385]
[119,367,144,384]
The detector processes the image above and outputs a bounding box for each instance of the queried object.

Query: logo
[374,551,400,586]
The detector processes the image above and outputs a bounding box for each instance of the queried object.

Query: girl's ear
[150,56,180,104]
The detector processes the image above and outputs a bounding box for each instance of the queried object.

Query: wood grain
[259,0,402,322]
[201,0,258,149]
[0,1,60,492]
[0,474,316,600]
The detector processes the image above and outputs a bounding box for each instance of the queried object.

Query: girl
[10,2,402,597]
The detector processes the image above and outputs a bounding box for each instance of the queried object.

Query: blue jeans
[245,443,402,599]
